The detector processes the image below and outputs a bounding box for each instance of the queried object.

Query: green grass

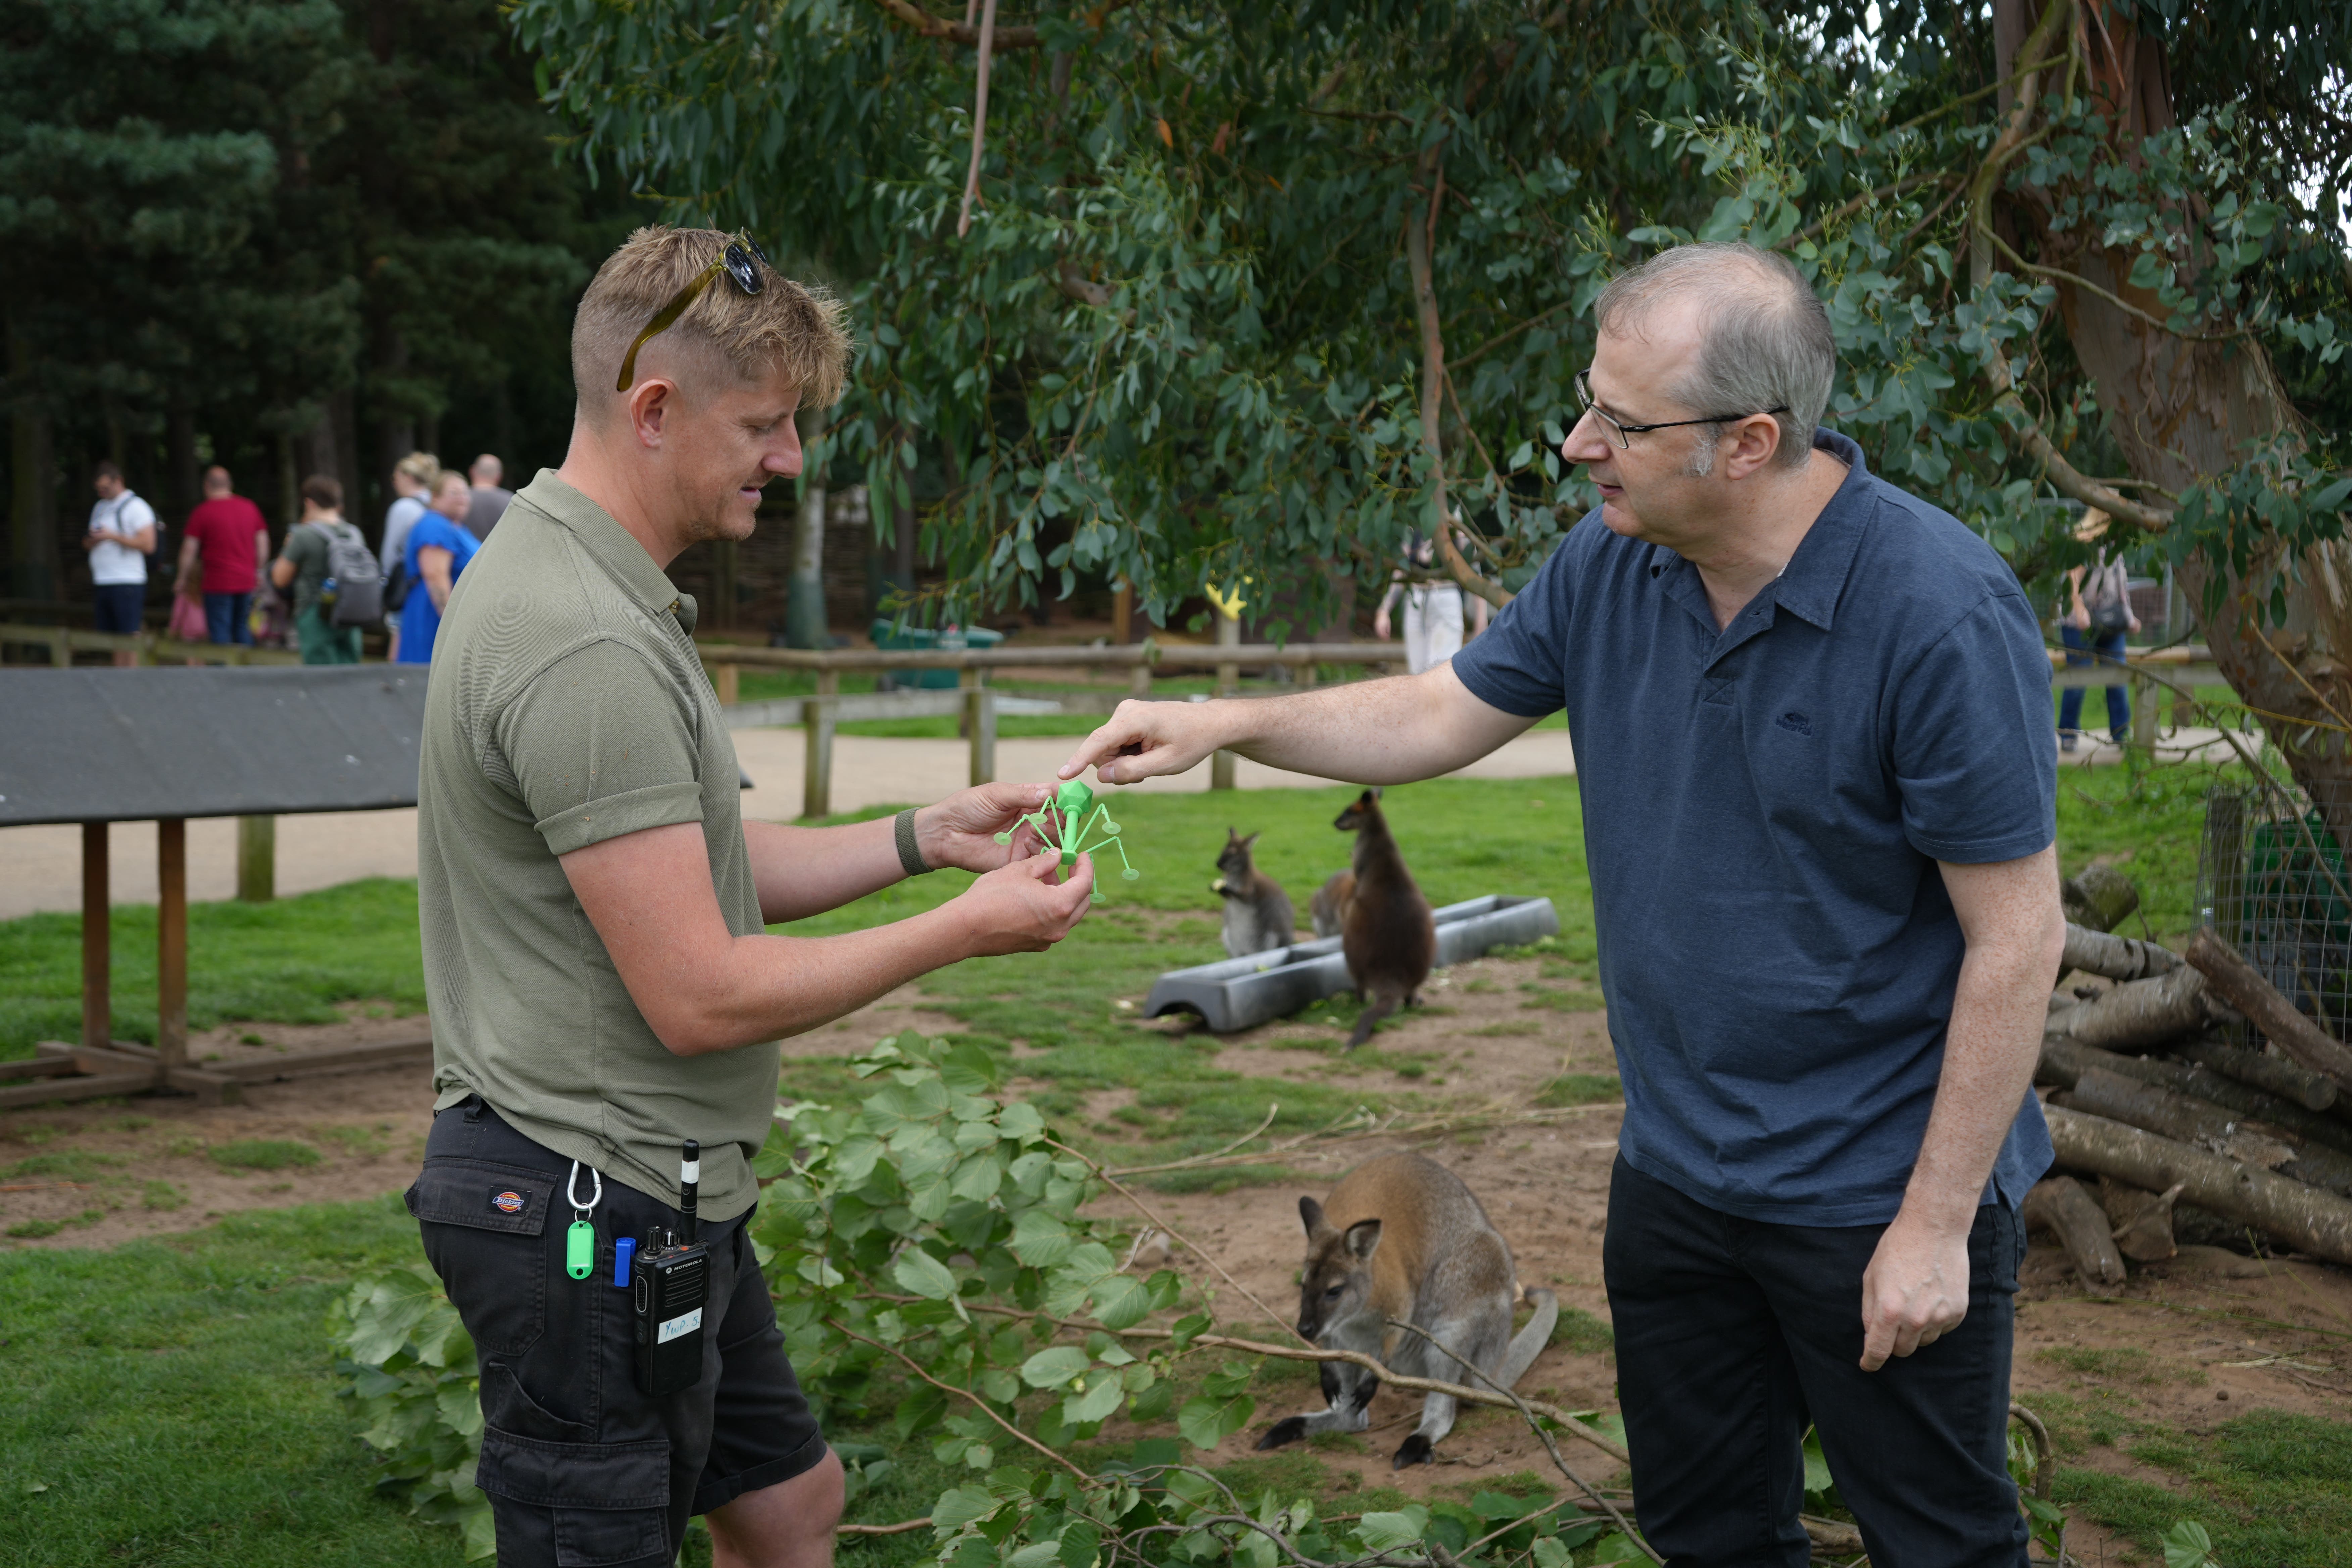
[2053,757,2242,941]
[2051,1412,2352,1567]
[211,1140,322,1172]
[0,877,425,1061]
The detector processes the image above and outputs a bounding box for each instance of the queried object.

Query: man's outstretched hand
[954,850,1096,956]
[1059,699,1235,786]
[916,782,1053,873]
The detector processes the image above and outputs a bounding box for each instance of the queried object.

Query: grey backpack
[314,522,384,627]
[2086,556,2132,635]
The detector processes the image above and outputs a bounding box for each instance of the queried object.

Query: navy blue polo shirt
[1454,430,2055,1226]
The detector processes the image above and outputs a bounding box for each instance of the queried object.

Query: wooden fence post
[2132,667,2157,757]
[714,662,741,707]
[237,815,275,902]
[963,668,996,786]
[81,822,109,1051]
[1211,608,1240,791]
[157,817,187,1071]
[1128,658,1152,700]
[804,670,838,819]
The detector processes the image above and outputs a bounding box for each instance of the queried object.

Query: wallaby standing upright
[1334,789,1434,1047]
[1308,871,1355,940]
[1257,1152,1557,1469]
[1213,829,1297,958]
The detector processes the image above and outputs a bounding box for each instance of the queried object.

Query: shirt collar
[511,469,694,631]
[1760,428,1873,633]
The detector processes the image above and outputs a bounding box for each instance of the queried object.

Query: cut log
[2183,928,2352,1090]
[2054,966,2220,1053]
[2055,1067,2352,1197]
[2062,865,2140,933]
[2043,1105,2352,1265]
[2022,1176,2127,1291]
[2170,1037,2338,1113]
[2039,1037,2352,1157]
[2062,924,2181,983]
[2096,1176,2183,1262]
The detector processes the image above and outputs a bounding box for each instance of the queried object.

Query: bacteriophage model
[995,780,1140,903]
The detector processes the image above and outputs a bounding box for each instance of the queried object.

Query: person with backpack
[271,474,377,665]
[2059,508,2140,753]
[395,468,483,665]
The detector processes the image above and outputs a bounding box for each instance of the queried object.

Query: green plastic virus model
[995,780,1140,903]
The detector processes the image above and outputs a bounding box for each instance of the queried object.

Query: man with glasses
[1061,241,2061,1565]
[408,226,1097,1568]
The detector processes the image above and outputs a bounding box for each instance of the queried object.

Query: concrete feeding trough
[1143,894,1562,1033]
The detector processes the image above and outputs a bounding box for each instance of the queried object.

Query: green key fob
[566,1219,596,1280]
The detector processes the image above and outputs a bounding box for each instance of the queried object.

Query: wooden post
[803,669,839,819]
[1112,580,1133,645]
[237,815,275,902]
[1128,660,1152,700]
[81,822,110,1051]
[963,667,996,786]
[1211,608,1240,791]
[157,817,187,1072]
[2131,666,2156,757]
[714,662,741,707]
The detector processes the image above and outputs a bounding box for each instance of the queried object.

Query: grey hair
[1592,241,1836,472]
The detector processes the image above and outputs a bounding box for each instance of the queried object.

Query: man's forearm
[1898,923,2060,1231]
[746,815,906,923]
[1216,666,1527,784]
[671,906,979,1052]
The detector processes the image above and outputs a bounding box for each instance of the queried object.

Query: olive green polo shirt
[416,470,772,1220]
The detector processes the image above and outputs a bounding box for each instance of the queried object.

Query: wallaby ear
[1227,827,1241,843]
[1298,1196,1328,1238]
[1369,787,1383,801]
[1343,1218,1383,1262]
[1243,832,1261,850]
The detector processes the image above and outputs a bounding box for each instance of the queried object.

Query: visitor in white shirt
[85,461,158,647]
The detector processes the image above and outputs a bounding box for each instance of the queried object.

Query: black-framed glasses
[1573,368,1786,450]
[615,233,772,392]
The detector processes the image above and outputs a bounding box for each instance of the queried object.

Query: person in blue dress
[399,468,484,664]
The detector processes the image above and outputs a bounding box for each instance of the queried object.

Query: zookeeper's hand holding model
[405,225,1094,1568]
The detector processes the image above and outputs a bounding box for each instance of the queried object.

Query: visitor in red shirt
[176,466,270,645]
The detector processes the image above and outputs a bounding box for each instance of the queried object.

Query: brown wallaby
[1309,871,1354,940]
[1257,1152,1557,1469]
[1213,829,1296,957]
[1334,789,1434,1047]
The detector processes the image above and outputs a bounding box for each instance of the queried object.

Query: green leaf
[1021,1346,1092,1388]
[893,1249,960,1301]
[1088,1273,1153,1330]
[1354,1509,1427,1552]
[1009,1210,1075,1268]
[2161,1521,2217,1568]
[1588,1532,1646,1565]
[1064,1375,1125,1424]
[931,1484,1000,1533]
[1176,1391,1255,1450]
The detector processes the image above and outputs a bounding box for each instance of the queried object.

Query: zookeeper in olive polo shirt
[408,225,1097,1568]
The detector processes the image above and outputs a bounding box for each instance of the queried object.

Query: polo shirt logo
[1775,711,1814,736]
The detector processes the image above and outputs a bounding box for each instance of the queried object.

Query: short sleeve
[493,639,707,855]
[1888,588,2056,864]
[1448,526,1581,718]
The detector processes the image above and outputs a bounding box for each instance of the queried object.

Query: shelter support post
[80,822,109,1051]
[1211,609,1239,791]
[804,670,839,819]
[237,816,275,902]
[963,668,996,787]
[157,817,187,1072]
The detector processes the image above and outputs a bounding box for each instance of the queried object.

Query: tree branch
[828,1316,1096,1480]
[1773,172,1947,251]
[1988,229,2258,344]
[865,0,1042,49]
[956,0,1000,238]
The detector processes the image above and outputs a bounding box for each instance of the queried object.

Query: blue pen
[613,1235,636,1288]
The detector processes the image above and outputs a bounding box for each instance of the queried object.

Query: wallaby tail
[1495,1289,1558,1391]
[1346,994,1396,1049]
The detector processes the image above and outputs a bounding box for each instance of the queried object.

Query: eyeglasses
[615,233,772,393]
[1573,369,1786,450]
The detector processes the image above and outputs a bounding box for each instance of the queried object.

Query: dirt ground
[6,969,2349,1564]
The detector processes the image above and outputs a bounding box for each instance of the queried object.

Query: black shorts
[408,1097,828,1568]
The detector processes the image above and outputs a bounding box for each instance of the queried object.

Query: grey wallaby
[1257,1152,1558,1470]
[1334,789,1434,1048]
[1308,871,1354,940]
[1213,829,1296,958]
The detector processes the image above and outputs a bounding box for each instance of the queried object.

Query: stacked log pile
[2027,873,2352,1287]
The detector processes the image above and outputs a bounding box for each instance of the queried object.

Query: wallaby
[1334,789,1434,1047]
[1257,1152,1558,1470]
[1309,871,1355,940]
[1213,829,1297,958]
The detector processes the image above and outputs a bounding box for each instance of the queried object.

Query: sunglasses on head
[615,233,772,393]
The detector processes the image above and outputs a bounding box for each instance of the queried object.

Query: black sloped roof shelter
[0,667,432,1108]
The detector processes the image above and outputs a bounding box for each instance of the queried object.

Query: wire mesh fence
[2198,779,2352,1042]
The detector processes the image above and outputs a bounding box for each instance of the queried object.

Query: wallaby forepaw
[1392,1433,1433,1470]
[1257,1416,1309,1451]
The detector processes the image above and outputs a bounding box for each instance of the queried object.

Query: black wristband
[894,808,931,877]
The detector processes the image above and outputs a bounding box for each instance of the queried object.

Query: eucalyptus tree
[517,0,2349,792]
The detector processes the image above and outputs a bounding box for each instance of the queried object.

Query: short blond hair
[572,225,852,416]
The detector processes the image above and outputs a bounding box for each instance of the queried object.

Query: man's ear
[1721,411,1782,481]
[627,377,678,450]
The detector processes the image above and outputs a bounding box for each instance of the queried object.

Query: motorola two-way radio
[625,1140,711,1398]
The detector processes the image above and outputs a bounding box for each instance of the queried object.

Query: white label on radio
[657,1307,704,1344]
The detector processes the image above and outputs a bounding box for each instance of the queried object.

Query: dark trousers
[1604,1157,2027,1568]
[203,590,253,645]
[91,582,145,633]
[2058,624,2129,738]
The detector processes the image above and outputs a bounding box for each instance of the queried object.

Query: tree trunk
[2044,1105,2352,1264]
[8,323,58,601]
[785,402,828,648]
[2021,1176,2126,1290]
[375,328,416,486]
